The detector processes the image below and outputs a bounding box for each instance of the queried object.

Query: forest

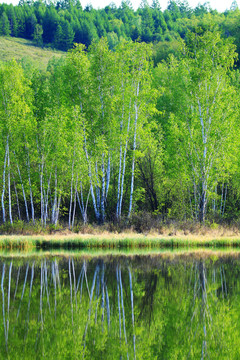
[1,0,240,230]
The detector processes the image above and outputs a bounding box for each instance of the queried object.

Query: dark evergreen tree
[0,12,11,36]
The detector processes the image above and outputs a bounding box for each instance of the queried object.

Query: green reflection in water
[1,253,240,359]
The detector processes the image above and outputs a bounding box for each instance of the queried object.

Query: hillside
[0,36,64,69]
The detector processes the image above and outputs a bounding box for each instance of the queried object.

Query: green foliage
[0,12,10,36]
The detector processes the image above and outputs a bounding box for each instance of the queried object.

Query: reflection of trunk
[117,265,129,359]
[105,284,110,330]
[14,266,21,301]
[129,268,136,360]
[40,262,43,331]
[116,265,122,355]
[220,265,227,299]
[16,263,29,322]
[6,262,12,345]
[68,258,74,329]
[199,261,212,359]
[83,264,100,354]
[101,262,105,329]
[72,259,77,307]
[77,264,84,303]
[52,262,57,320]
[83,260,90,299]
[119,268,128,352]
[1,263,7,351]
[25,262,35,338]
[44,260,51,316]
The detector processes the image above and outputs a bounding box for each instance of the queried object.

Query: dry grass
[1,231,240,252]
[0,36,64,69]
[1,225,240,242]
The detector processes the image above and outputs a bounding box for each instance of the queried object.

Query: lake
[0,251,240,359]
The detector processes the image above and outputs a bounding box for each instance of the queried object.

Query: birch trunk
[101,154,105,223]
[52,168,58,224]
[26,149,35,223]
[128,84,139,218]
[118,102,132,219]
[84,130,100,222]
[7,143,13,225]
[69,160,74,229]
[13,180,21,220]
[2,141,8,223]
[15,158,29,222]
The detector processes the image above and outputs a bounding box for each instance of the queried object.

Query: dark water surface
[0,252,240,359]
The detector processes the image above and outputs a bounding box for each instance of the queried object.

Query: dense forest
[1,0,240,229]
[0,0,240,55]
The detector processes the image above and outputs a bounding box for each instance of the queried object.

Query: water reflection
[0,254,240,359]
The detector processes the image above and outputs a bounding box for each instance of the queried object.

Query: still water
[0,252,240,359]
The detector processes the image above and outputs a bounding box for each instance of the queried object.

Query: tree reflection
[0,254,240,359]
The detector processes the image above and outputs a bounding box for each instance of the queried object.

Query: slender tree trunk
[44,173,51,226]
[95,161,101,218]
[2,140,8,223]
[199,183,207,223]
[13,180,21,220]
[15,158,29,222]
[105,154,110,202]
[101,154,105,223]
[83,129,100,222]
[69,160,75,230]
[222,184,228,218]
[119,102,132,219]
[40,160,44,225]
[128,84,139,218]
[26,149,35,223]
[55,192,61,225]
[52,168,57,224]
[116,143,123,219]
[7,144,13,225]
[71,179,78,229]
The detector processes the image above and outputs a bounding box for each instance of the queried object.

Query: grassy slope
[0,36,64,69]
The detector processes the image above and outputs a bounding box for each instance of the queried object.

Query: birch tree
[155,31,238,222]
[0,60,34,224]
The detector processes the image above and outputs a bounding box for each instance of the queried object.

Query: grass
[0,36,64,69]
[2,233,240,251]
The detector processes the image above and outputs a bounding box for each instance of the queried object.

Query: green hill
[0,36,64,69]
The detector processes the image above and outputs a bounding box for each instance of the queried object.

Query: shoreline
[1,233,240,251]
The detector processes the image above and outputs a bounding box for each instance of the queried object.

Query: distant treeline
[0,0,240,58]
